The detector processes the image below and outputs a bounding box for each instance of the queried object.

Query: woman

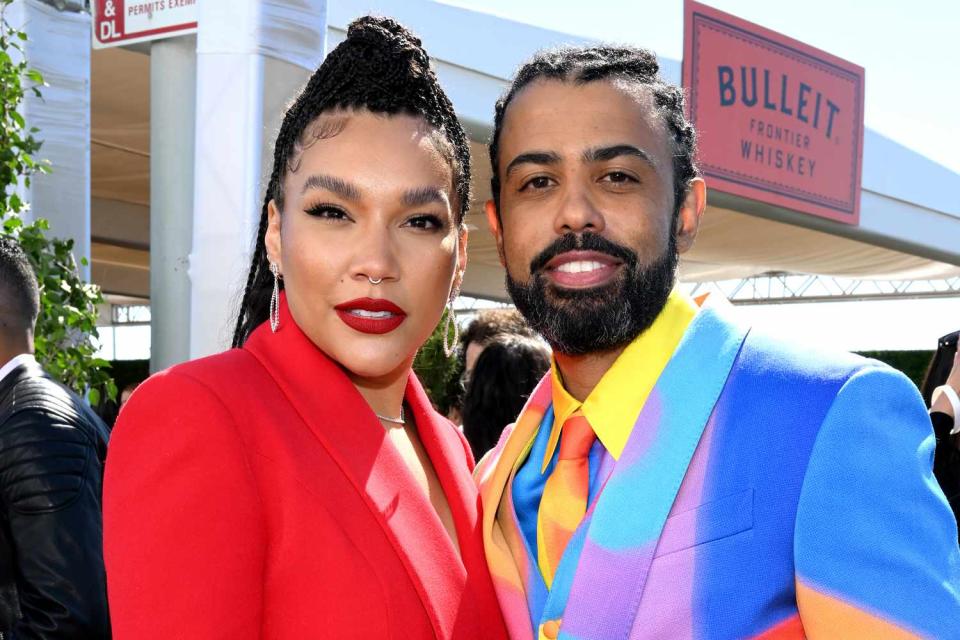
[103,17,508,640]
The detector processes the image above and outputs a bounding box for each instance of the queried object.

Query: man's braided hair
[489,45,698,216]
[232,15,471,347]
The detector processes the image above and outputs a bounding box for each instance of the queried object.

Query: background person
[448,308,537,423]
[103,18,507,640]
[0,235,111,638]
[460,308,537,375]
[924,334,960,524]
[461,334,550,460]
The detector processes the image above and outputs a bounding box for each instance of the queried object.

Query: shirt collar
[542,290,699,472]
[0,353,37,386]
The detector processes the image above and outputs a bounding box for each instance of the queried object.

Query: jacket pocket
[653,488,754,558]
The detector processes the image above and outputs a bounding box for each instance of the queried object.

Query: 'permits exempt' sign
[682,0,865,225]
[93,0,197,49]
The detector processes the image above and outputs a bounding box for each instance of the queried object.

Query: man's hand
[931,350,960,418]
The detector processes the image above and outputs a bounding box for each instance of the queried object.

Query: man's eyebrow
[402,186,449,208]
[504,151,562,178]
[583,144,657,169]
[300,174,362,201]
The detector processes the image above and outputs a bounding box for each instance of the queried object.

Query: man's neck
[553,345,628,402]
[0,344,32,370]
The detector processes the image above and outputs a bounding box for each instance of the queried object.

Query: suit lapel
[244,296,464,638]
[477,374,553,640]
[558,305,750,640]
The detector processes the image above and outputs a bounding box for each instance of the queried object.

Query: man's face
[485,78,705,355]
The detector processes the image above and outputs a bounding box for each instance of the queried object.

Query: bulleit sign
[683,0,865,225]
[93,0,197,49]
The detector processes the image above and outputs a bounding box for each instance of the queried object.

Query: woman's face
[265,111,467,383]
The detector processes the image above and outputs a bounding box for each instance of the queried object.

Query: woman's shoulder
[137,348,264,400]
[116,348,270,438]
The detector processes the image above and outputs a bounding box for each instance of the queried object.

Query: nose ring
[368,276,383,285]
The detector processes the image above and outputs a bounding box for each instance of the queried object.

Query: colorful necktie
[536,409,596,587]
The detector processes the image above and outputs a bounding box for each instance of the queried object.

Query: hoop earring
[442,293,459,358]
[269,262,281,333]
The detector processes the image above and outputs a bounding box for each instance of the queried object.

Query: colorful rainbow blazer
[476,304,960,639]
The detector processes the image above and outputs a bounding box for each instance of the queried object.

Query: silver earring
[269,262,281,333]
[442,293,459,358]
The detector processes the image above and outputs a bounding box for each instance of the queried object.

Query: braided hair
[232,16,471,347]
[489,46,698,217]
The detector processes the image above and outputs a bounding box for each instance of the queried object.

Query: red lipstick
[334,298,407,335]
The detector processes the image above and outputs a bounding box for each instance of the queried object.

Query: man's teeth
[556,260,606,274]
[349,310,394,319]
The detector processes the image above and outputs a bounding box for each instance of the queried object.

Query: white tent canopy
[88,0,960,306]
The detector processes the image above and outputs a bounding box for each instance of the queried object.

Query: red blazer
[103,300,508,639]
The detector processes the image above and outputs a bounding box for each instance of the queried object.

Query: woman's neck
[346,362,413,424]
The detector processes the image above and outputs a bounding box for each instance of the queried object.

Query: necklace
[375,405,405,425]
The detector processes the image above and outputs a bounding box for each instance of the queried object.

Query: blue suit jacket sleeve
[794,364,960,638]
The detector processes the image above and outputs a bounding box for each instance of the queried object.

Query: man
[0,236,111,638]
[476,45,960,639]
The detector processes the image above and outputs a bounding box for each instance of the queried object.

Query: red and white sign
[682,0,865,225]
[93,0,197,49]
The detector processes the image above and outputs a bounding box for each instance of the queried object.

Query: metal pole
[149,35,196,372]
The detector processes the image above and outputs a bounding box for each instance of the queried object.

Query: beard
[506,231,678,356]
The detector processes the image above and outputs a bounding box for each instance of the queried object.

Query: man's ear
[675,178,706,254]
[484,199,506,266]
[264,199,283,271]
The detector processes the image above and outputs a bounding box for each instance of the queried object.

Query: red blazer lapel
[405,375,504,624]
[404,373,479,555]
[244,295,465,637]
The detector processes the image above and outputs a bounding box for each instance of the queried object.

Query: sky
[434,0,959,352]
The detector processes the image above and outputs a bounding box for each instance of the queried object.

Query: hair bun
[346,16,429,68]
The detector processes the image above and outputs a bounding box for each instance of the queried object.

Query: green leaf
[87,387,101,406]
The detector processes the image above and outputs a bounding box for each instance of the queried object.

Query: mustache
[528,233,639,275]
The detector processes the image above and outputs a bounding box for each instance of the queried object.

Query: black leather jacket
[0,359,111,639]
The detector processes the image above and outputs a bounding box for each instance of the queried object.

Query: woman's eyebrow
[300,174,362,201]
[402,186,449,208]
